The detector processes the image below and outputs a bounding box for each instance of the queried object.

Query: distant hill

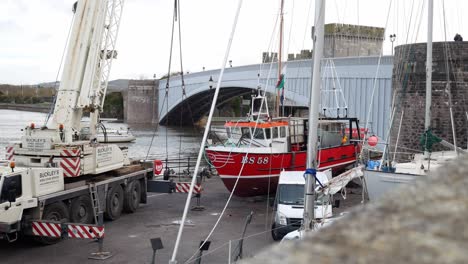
[37,79,131,92]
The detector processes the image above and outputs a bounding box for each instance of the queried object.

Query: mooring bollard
[196,240,211,264]
[150,237,163,264]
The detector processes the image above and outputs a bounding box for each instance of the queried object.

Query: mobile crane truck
[0,0,173,244]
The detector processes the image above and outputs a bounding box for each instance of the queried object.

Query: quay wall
[0,103,50,113]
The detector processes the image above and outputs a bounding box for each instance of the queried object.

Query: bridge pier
[124,79,159,125]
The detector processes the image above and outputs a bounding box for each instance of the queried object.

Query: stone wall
[125,79,159,124]
[390,42,468,160]
[323,23,384,58]
[244,155,468,264]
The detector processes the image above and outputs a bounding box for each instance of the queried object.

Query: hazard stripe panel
[175,182,202,194]
[5,146,14,161]
[60,148,81,177]
[68,225,105,239]
[32,222,62,237]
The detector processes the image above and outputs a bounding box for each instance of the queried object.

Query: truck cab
[0,161,64,242]
[271,170,332,241]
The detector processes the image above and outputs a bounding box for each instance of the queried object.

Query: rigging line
[288,0,313,116]
[185,11,282,263]
[165,0,178,163]
[441,0,458,153]
[387,0,424,149]
[362,0,393,144]
[144,90,168,160]
[409,0,424,45]
[403,0,416,44]
[44,11,76,126]
[259,1,280,76]
[184,220,302,264]
[285,0,294,58]
[175,0,196,139]
[170,0,244,262]
[146,0,177,162]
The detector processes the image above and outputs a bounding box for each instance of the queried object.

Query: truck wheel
[123,180,141,213]
[104,185,124,221]
[35,202,69,245]
[271,223,281,241]
[70,195,94,224]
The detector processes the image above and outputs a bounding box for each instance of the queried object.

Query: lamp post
[208,76,213,89]
[389,34,396,55]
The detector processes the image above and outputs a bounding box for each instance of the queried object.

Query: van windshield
[278,184,304,205]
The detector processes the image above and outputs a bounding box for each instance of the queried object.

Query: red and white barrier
[175,182,202,194]
[32,221,62,238]
[68,224,104,239]
[32,221,104,239]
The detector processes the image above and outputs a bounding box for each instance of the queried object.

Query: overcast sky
[1,0,466,85]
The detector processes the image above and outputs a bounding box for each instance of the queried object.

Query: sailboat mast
[424,0,433,158]
[276,0,284,117]
[304,0,325,231]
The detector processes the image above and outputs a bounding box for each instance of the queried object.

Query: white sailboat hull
[363,170,422,201]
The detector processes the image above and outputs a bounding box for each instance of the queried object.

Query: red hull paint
[206,144,358,197]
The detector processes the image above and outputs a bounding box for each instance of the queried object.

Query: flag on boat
[276,74,285,89]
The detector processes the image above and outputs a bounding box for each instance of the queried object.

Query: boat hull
[97,134,136,143]
[206,144,358,197]
[363,169,421,201]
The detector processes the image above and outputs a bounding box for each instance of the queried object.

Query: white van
[271,170,333,241]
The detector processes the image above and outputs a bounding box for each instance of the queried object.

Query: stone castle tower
[322,23,384,58]
[390,42,468,161]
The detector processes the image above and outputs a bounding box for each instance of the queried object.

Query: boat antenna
[275,0,284,118]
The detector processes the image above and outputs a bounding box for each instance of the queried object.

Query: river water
[0,110,204,165]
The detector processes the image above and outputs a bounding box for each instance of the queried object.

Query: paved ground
[0,176,364,264]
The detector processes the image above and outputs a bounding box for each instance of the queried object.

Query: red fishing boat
[205,94,362,197]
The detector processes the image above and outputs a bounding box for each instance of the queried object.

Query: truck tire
[104,185,124,221]
[70,195,94,224]
[271,223,282,241]
[123,180,141,213]
[35,202,69,245]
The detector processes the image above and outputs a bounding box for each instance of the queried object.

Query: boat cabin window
[280,127,286,138]
[265,128,271,139]
[272,127,279,138]
[253,128,265,140]
[318,122,347,147]
[241,127,251,138]
[230,127,241,139]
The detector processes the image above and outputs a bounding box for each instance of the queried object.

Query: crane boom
[12,0,128,177]
[51,0,124,143]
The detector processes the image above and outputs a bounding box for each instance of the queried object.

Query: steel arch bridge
[158,56,393,139]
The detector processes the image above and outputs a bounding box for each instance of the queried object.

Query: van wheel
[123,180,141,213]
[271,223,282,241]
[35,202,69,245]
[70,195,94,224]
[104,185,124,221]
